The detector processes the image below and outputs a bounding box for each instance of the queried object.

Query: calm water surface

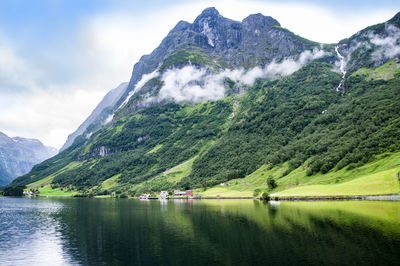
[0,197,400,265]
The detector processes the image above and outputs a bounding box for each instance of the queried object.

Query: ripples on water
[0,197,78,265]
[0,197,399,265]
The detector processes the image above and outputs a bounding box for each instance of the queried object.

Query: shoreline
[134,194,400,201]
[7,192,400,201]
[271,194,400,201]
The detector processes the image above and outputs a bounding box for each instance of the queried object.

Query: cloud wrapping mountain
[370,24,400,60]
[150,48,327,103]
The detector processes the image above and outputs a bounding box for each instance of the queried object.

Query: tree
[267,177,277,190]
[260,192,270,201]
[3,186,25,196]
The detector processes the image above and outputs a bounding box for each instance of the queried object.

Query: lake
[0,197,399,265]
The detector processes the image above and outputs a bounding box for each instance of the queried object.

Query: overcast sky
[0,0,399,149]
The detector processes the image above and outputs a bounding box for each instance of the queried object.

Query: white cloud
[370,24,400,60]
[151,48,326,103]
[0,32,110,148]
[118,70,159,109]
[0,88,104,148]
[0,37,43,93]
[158,66,225,103]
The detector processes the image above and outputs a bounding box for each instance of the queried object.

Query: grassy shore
[196,151,400,198]
[21,151,400,199]
[274,168,399,197]
[25,187,78,197]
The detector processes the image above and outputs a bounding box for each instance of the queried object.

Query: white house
[160,191,169,197]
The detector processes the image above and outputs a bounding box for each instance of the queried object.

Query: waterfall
[335,45,347,93]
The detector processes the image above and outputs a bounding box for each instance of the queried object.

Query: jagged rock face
[0,132,58,186]
[192,7,242,49]
[125,7,318,97]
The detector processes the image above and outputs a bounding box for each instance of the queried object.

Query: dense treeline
[12,101,232,192]
[183,63,400,187]
[1,186,24,196]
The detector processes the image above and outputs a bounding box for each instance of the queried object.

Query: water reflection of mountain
[53,199,400,265]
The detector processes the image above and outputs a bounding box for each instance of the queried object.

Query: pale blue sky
[0,0,399,148]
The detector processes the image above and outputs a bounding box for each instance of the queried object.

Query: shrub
[3,186,24,196]
[267,177,277,190]
[260,192,270,201]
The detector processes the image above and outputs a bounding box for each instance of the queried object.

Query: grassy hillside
[196,151,400,197]
[185,62,400,188]
[10,61,400,197]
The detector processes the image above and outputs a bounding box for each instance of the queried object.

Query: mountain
[60,82,128,151]
[0,132,58,186]
[61,7,321,151]
[10,8,400,197]
[338,11,400,73]
[111,7,323,119]
[126,7,317,81]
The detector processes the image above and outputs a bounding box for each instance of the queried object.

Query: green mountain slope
[8,9,400,197]
[11,60,400,196]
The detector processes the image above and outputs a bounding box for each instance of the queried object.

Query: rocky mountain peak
[193,7,223,33]
[242,13,280,30]
[192,7,242,49]
[197,7,220,19]
[120,7,320,108]
[169,20,191,34]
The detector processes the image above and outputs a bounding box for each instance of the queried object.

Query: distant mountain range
[10,8,400,197]
[0,132,57,186]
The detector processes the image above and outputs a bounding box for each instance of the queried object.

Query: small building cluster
[160,191,169,198]
[220,183,230,187]
[23,190,39,197]
[174,190,193,197]
[139,190,200,200]
[139,193,150,200]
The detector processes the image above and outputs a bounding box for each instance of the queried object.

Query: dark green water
[1,197,400,265]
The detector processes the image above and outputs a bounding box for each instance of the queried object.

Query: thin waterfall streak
[335,46,347,94]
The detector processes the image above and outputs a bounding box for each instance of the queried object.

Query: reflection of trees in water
[54,199,400,265]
